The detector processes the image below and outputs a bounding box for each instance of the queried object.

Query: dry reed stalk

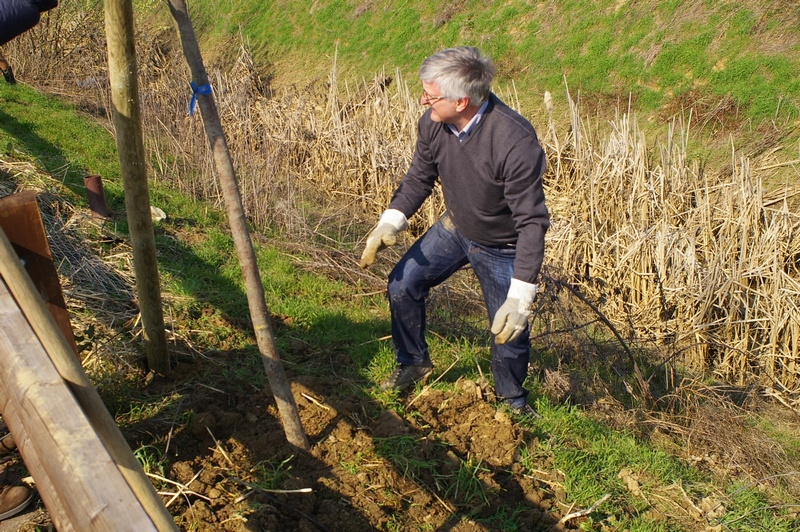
[544,84,800,395]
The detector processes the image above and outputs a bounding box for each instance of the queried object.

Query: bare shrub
[2,2,112,120]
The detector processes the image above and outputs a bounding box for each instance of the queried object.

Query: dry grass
[542,87,800,403]
[0,158,142,385]
[644,378,800,501]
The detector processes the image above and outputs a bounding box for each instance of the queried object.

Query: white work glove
[359,209,408,269]
[491,278,538,344]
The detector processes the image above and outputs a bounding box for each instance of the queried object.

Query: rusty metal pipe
[83,174,110,218]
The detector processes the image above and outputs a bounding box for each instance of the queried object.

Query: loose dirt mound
[143,355,576,531]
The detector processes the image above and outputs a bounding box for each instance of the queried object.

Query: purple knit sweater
[388,94,550,283]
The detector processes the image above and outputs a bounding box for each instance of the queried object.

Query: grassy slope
[0,84,120,185]
[167,0,800,182]
[187,0,800,128]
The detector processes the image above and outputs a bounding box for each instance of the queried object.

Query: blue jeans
[387,214,531,408]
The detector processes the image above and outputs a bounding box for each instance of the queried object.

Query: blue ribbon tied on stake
[189,81,212,116]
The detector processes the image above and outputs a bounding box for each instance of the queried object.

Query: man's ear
[455,97,470,112]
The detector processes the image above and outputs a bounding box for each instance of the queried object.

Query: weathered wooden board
[0,223,177,531]
[0,191,79,356]
[0,278,158,531]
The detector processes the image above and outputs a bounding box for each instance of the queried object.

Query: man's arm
[504,134,549,283]
[360,116,438,268]
[492,130,549,344]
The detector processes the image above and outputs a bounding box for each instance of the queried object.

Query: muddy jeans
[387,213,531,408]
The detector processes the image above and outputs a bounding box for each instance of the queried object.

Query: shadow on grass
[0,107,69,173]
[0,86,126,216]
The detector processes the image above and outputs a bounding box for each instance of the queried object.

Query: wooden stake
[103,0,169,375]
[0,191,78,356]
[0,226,178,531]
[0,278,158,531]
[166,0,309,451]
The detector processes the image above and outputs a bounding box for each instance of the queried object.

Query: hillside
[185,0,800,148]
[0,1,799,530]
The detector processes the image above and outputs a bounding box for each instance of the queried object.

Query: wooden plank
[0,278,158,531]
[0,225,178,531]
[0,191,79,356]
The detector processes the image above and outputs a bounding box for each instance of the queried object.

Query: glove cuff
[379,209,408,231]
[508,278,538,309]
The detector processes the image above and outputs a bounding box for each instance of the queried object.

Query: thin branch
[542,271,652,402]
[206,427,235,468]
[227,477,328,532]
[164,394,187,457]
[558,493,611,524]
[301,392,330,411]
[408,354,460,407]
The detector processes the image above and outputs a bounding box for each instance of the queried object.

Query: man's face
[421,81,459,124]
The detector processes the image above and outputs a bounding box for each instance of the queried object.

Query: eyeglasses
[421,90,445,105]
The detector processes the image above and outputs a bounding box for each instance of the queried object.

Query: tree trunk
[166,0,309,451]
[104,0,169,375]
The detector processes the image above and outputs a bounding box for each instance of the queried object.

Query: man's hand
[491,280,537,344]
[360,210,407,269]
[491,297,530,344]
[360,224,398,268]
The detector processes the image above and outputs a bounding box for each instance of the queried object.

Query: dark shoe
[510,403,541,419]
[0,435,16,459]
[380,362,433,391]
[0,484,33,521]
[2,67,15,85]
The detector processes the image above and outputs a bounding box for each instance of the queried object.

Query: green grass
[133,444,168,478]
[0,82,123,203]
[515,401,800,531]
[252,455,294,491]
[174,0,800,126]
[374,435,439,480]
[448,457,493,506]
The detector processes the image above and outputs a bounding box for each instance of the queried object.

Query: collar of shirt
[447,99,490,141]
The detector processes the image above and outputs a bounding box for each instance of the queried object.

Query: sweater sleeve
[504,134,549,283]
[387,114,440,219]
[0,0,55,46]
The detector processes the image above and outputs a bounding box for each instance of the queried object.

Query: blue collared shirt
[447,99,490,141]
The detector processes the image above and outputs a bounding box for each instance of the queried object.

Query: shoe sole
[0,491,33,521]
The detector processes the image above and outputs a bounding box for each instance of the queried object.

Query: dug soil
[137,352,578,532]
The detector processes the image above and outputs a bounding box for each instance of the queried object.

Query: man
[360,46,549,416]
[0,52,15,84]
[0,0,60,84]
